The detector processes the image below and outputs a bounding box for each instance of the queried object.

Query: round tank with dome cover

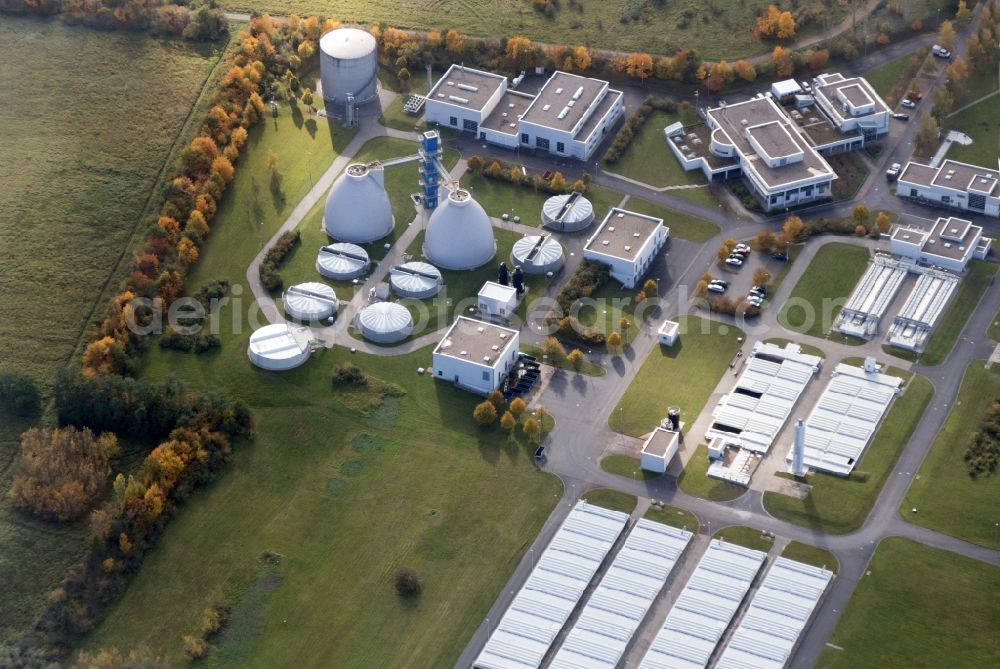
[319,28,379,108]
[511,234,564,274]
[541,192,594,232]
[316,242,370,280]
[324,163,393,243]
[283,282,338,321]
[390,261,443,299]
[424,188,495,270]
[247,324,311,371]
[357,302,413,344]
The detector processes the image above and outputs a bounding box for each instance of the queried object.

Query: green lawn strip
[904,363,1000,549]
[880,343,920,363]
[864,51,915,97]
[611,316,743,437]
[603,109,704,189]
[620,196,720,243]
[643,504,699,531]
[777,242,870,341]
[780,541,839,573]
[520,344,606,377]
[712,525,773,553]
[764,374,933,534]
[765,244,802,296]
[461,173,622,226]
[946,94,1000,166]
[990,309,1000,342]
[818,538,1000,668]
[582,488,638,515]
[678,445,745,503]
[762,338,825,358]
[918,260,997,365]
[600,455,661,480]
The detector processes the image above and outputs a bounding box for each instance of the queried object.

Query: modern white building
[657,319,679,346]
[811,71,890,143]
[425,65,624,160]
[432,317,520,395]
[833,254,908,339]
[889,215,992,273]
[896,159,1000,217]
[640,427,680,474]
[886,269,959,351]
[583,208,668,288]
[477,281,519,319]
[473,501,629,669]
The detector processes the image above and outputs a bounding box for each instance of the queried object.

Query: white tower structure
[792,419,807,477]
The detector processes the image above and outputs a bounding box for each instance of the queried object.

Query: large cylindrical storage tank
[320,28,379,108]
[511,234,564,275]
[248,324,311,371]
[357,302,413,344]
[324,163,393,242]
[424,188,495,270]
[390,262,443,299]
[283,282,338,321]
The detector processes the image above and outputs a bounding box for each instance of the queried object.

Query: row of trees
[473,392,548,444]
[465,154,587,195]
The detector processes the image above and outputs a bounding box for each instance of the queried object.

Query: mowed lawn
[944,68,1000,167]
[623,196,720,243]
[777,242,870,341]
[611,316,743,437]
[0,17,229,645]
[904,363,1000,549]
[461,173,624,226]
[818,538,1000,668]
[764,372,933,534]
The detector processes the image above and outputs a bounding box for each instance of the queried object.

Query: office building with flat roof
[432,316,520,395]
[889,215,992,272]
[424,64,509,137]
[896,158,1000,218]
[583,208,669,288]
[811,71,890,142]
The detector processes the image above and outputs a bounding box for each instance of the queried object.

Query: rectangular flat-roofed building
[889,215,992,272]
[433,316,520,395]
[641,427,680,474]
[424,64,508,136]
[812,71,890,141]
[896,158,1000,217]
[583,208,668,288]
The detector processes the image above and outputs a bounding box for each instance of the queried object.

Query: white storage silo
[247,324,311,371]
[319,28,379,108]
[324,163,393,243]
[511,234,564,275]
[424,188,495,270]
[283,282,338,321]
[542,192,595,232]
[390,261,443,299]
[316,242,370,280]
[357,302,413,344]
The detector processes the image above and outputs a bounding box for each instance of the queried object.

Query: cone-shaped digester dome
[424,188,495,270]
[323,163,393,243]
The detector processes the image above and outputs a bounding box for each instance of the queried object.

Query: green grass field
[222,0,849,60]
[582,488,638,514]
[780,541,838,573]
[764,373,932,535]
[622,196,721,243]
[944,66,1000,167]
[0,17,233,645]
[461,173,624,226]
[904,363,1000,549]
[611,316,743,437]
[818,538,1000,668]
[603,110,709,195]
[600,454,661,480]
[712,525,773,553]
[917,260,997,365]
[864,51,914,97]
[778,242,870,342]
[678,444,746,502]
[643,504,698,531]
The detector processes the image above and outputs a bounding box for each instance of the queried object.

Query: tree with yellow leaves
[177,237,199,266]
[772,46,794,77]
[574,45,592,71]
[625,53,654,82]
[506,36,537,70]
[445,29,466,56]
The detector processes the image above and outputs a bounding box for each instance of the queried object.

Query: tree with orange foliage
[506,36,537,70]
[772,46,794,77]
[807,49,829,71]
[574,45,592,72]
[756,5,795,39]
[777,12,796,39]
[157,271,184,304]
[186,210,209,240]
[626,53,654,81]
[734,59,757,82]
[211,156,234,182]
[426,30,442,49]
[177,237,199,266]
[445,29,466,56]
[83,336,129,377]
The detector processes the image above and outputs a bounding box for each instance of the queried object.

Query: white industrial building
[389,261,443,299]
[886,269,959,351]
[425,65,624,160]
[787,360,902,476]
[433,317,520,395]
[706,342,822,454]
[889,215,991,273]
[833,255,908,339]
[323,162,393,243]
[477,282,520,319]
[473,501,629,669]
[811,71,890,143]
[715,557,834,669]
[319,27,379,112]
[896,159,1000,218]
[549,520,693,669]
[640,427,680,474]
[247,324,312,371]
[657,319,679,346]
[583,208,668,288]
[424,187,496,270]
[639,539,768,669]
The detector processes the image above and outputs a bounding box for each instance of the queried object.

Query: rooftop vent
[509,123,516,128]
[602,240,610,246]
[741,119,748,126]
[557,106,570,119]
[457,83,479,92]
[508,102,515,108]
[567,100,575,107]
[616,212,625,218]
[633,232,641,237]
[542,104,550,111]
[447,81,454,86]
[436,93,445,98]
[608,226,616,232]
[499,333,507,339]
[501,112,507,117]
[460,350,468,356]
[944,174,952,180]
[944,242,952,248]
[573,86,584,100]
[491,345,499,351]
[448,95,469,104]
[483,355,491,362]
[476,326,485,333]
[555,87,563,95]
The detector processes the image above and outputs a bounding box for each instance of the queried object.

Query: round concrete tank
[511,234,564,275]
[319,28,379,108]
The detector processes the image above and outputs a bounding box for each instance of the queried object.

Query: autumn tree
[772,46,794,77]
[510,397,527,418]
[694,279,709,298]
[445,29,467,56]
[955,0,973,26]
[717,245,732,263]
[542,336,565,362]
[777,11,796,39]
[177,236,199,266]
[752,267,773,287]
[642,279,658,298]
[500,411,517,432]
[875,211,892,234]
[932,87,953,121]
[549,171,567,191]
[506,36,537,70]
[938,19,956,50]
[915,114,940,156]
[566,348,584,372]
[734,59,757,82]
[754,229,777,252]
[82,336,131,378]
[807,49,830,71]
[522,416,541,442]
[607,331,623,354]
[473,400,497,426]
[625,53,654,81]
[852,204,870,227]
[10,427,119,522]
[782,215,805,242]
[574,45,592,71]
[756,5,795,39]
[487,389,505,410]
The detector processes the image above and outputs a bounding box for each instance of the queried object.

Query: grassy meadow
[0,17,231,645]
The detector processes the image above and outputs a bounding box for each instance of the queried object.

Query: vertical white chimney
[793,419,807,477]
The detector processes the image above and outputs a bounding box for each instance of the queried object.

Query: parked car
[901,99,916,109]
[725,256,744,267]
[708,283,727,294]
[747,295,764,307]
[932,44,952,59]
[750,286,767,297]
[534,445,546,462]
[709,279,729,288]
[734,242,751,251]
[892,113,909,121]
[886,162,902,181]
[770,251,789,261]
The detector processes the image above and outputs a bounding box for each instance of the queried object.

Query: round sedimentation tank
[247,324,311,371]
[357,302,413,344]
[511,234,564,275]
[390,261,443,299]
[319,28,379,108]
[283,282,338,321]
[316,242,370,280]
[541,192,595,232]
[424,188,495,270]
[324,163,393,243]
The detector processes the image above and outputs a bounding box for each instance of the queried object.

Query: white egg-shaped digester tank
[357,302,413,344]
[424,188,495,270]
[316,242,370,280]
[248,324,311,371]
[541,192,594,232]
[511,234,564,275]
[390,261,443,299]
[324,163,393,243]
[319,28,379,107]
[283,282,338,321]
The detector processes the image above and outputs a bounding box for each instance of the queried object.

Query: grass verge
[623,196,721,243]
[643,504,698,531]
[712,526,773,553]
[582,488,637,515]
[780,541,839,573]
[918,260,997,365]
[600,455,661,480]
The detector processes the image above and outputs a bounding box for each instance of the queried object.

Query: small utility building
[477,281,519,319]
[640,427,679,474]
[583,208,668,288]
[433,317,520,395]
